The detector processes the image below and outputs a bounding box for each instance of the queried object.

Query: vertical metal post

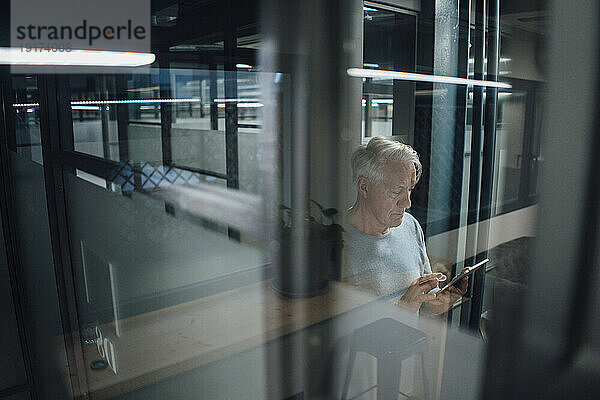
[468,0,500,332]
[39,75,88,398]
[0,71,39,400]
[224,3,240,191]
[364,79,372,138]
[479,0,500,222]
[116,74,130,162]
[427,0,462,235]
[450,0,471,230]
[159,49,172,166]
[412,0,435,230]
[444,0,471,329]
[209,63,219,131]
[466,0,486,227]
[460,0,486,330]
[224,0,241,241]
[99,76,111,160]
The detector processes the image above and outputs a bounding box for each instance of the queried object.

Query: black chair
[341,318,429,400]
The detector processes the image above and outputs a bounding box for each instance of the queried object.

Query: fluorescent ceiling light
[363,7,377,11]
[217,102,263,108]
[348,68,512,89]
[71,105,100,111]
[13,103,39,107]
[363,63,380,68]
[71,99,201,105]
[0,47,155,66]
[468,92,513,98]
[372,98,393,104]
[13,99,202,108]
[236,63,253,69]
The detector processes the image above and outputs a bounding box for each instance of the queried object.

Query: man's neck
[348,202,389,236]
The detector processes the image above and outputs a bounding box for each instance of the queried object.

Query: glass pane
[2,0,557,398]
[362,7,417,143]
[8,152,70,397]
[0,211,27,391]
[6,76,71,397]
[67,68,263,195]
[64,170,266,397]
[11,76,42,164]
[529,89,545,197]
[494,90,527,213]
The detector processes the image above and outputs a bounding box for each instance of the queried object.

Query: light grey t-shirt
[346,212,432,296]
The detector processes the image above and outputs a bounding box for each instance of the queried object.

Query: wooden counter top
[84,280,376,399]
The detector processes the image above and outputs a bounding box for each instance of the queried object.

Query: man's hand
[426,268,469,314]
[394,273,445,312]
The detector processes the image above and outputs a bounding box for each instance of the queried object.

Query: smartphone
[436,258,489,294]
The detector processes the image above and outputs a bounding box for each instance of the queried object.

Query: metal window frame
[0,70,39,400]
[37,74,89,398]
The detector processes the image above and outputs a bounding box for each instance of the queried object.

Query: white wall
[502,33,545,82]
[426,205,538,263]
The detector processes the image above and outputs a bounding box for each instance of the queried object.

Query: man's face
[365,160,417,230]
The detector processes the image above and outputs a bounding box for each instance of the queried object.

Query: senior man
[347,136,466,313]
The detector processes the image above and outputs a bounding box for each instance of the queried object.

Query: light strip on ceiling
[0,47,155,67]
[70,99,201,105]
[217,103,263,108]
[13,99,264,108]
[348,68,512,89]
[14,100,200,107]
[71,105,101,111]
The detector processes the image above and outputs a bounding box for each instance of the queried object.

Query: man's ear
[357,177,369,199]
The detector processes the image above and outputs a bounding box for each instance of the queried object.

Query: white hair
[351,136,422,185]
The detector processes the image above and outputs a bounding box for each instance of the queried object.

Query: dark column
[115,75,130,162]
[412,0,435,231]
[260,0,363,397]
[39,75,87,397]
[209,64,219,131]
[364,79,372,138]
[158,49,172,166]
[99,77,111,162]
[224,19,239,190]
[224,0,240,242]
[480,0,500,221]
[467,0,486,226]
[460,0,487,329]
[0,71,38,400]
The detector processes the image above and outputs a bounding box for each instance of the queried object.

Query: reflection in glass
[12,76,42,164]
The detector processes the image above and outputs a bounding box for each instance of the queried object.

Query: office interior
[0,0,599,399]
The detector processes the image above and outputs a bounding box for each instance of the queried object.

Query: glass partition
[10,76,42,164]
[6,76,70,398]
[0,0,558,399]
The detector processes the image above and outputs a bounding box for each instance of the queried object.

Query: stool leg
[420,352,430,400]
[341,350,357,400]
[377,354,401,400]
